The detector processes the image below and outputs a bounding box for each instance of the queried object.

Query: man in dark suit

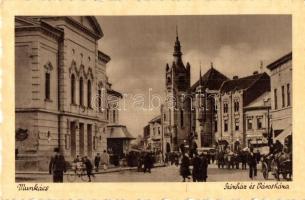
[49,148,67,182]
[248,147,257,179]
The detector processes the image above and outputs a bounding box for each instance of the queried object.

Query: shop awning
[274,124,292,144]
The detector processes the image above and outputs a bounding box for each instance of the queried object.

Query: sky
[96,15,291,138]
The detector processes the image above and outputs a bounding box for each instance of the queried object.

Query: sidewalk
[16,163,166,175]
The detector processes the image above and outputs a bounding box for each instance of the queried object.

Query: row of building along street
[15,16,292,182]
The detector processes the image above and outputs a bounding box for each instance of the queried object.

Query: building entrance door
[79,123,84,156]
[70,122,76,158]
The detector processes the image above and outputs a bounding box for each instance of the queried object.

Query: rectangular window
[180,110,184,127]
[158,127,161,135]
[224,119,228,132]
[214,120,218,132]
[235,119,239,131]
[247,118,253,130]
[257,117,263,129]
[274,89,278,110]
[287,83,291,106]
[45,73,50,100]
[113,110,116,123]
[282,85,285,108]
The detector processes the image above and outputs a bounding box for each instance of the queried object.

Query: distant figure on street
[101,150,110,170]
[255,149,261,164]
[241,151,248,170]
[248,147,257,179]
[49,148,66,183]
[217,151,225,169]
[137,154,144,172]
[94,153,101,172]
[83,156,94,182]
[180,153,191,182]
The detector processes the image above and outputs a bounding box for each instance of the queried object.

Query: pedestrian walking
[248,148,257,179]
[137,154,144,172]
[241,151,248,170]
[94,153,101,172]
[200,152,208,182]
[101,150,110,170]
[83,156,94,182]
[235,152,240,169]
[255,149,261,164]
[191,152,201,182]
[49,148,66,183]
[180,153,191,182]
[143,153,153,173]
[217,151,225,169]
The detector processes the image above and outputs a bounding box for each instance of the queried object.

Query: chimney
[253,71,259,75]
[233,75,239,80]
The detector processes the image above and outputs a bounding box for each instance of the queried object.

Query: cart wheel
[67,173,76,182]
[81,172,89,182]
[262,165,269,180]
[274,170,280,181]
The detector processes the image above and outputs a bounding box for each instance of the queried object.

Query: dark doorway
[79,123,84,156]
[70,121,76,158]
[87,124,93,158]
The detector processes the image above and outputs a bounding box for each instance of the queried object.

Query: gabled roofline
[266,52,292,71]
[29,16,103,39]
[15,17,64,40]
[220,72,268,93]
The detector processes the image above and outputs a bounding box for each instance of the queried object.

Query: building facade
[244,92,271,148]
[215,72,270,150]
[15,16,115,170]
[266,52,292,143]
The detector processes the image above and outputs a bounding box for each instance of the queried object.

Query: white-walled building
[266,52,292,144]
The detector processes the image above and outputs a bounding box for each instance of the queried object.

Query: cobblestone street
[16,163,275,183]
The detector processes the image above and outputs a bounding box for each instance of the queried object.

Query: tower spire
[173,25,182,61]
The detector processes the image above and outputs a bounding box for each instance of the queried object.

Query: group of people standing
[179,152,209,182]
[216,147,261,179]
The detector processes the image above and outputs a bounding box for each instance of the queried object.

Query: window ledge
[44,99,53,102]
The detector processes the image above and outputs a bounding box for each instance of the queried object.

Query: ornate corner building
[15,16,122,171]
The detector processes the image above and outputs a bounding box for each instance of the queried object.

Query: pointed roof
[149,115,161,123]
[191,67,229,91]
[107,125,135,139]
[220,72,269,93]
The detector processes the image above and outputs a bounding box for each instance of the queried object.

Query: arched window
[71,74,76,104]
[87,80,92,108]
[79,77,84,106]
[45,72,51,100]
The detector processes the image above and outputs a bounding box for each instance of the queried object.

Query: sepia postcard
[1,0,305,199]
